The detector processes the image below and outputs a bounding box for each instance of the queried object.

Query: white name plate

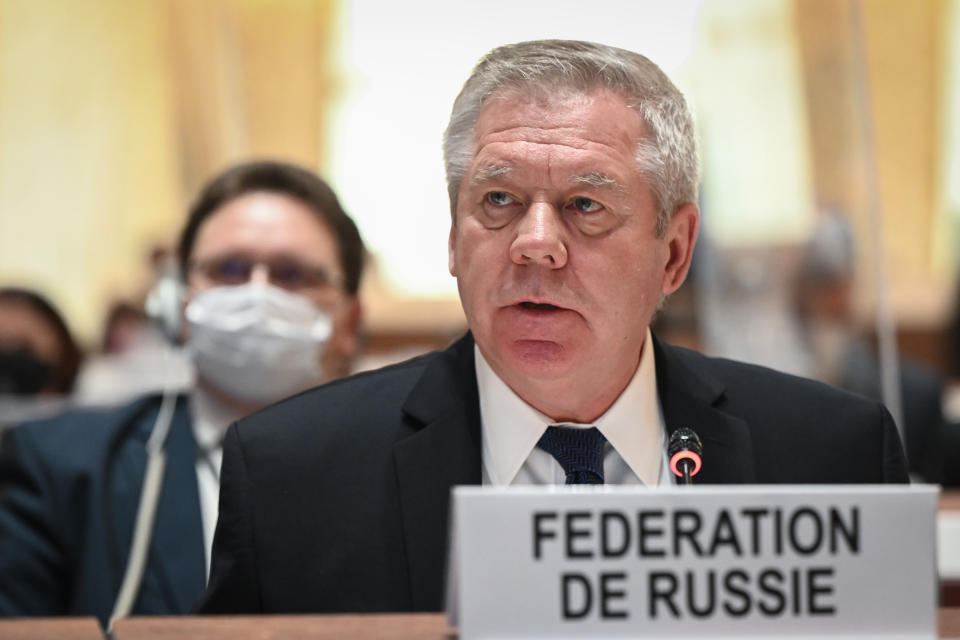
[448,485,937,639]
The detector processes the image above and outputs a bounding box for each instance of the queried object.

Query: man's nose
[509,202,568,268]
[250,263,271,285]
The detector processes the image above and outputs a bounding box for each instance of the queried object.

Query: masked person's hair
[177,161,366,296]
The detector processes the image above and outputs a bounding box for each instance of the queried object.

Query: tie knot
[536,426,607,485]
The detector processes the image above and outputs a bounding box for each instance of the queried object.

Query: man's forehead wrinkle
[475,137,622,166]
[470,142,636,194]
[477,118,637,155]
[479,124,595,153]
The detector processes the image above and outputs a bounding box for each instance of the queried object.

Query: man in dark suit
[198,40,908,615]
[0,161,365,627]
[792,211,946,483]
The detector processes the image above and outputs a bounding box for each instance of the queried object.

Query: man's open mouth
[519,302,560,310]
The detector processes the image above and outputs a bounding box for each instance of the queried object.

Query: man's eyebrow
[471,164,513,184]
[571,171,625,191]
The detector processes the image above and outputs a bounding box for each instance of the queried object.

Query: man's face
[186,191,360,381]
[448,89,698,422]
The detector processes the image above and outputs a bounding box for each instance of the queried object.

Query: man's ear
[448,224,458,277]
[339,297,362,355]
[145,273,188,344]
[660,203,700,295]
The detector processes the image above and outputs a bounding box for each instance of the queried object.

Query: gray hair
[442,40,699,235]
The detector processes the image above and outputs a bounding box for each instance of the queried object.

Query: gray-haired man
[198,40,907,614]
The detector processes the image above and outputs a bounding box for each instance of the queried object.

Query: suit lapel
[653,336,756,484]
[109,396,206,613]
[394,335,482,610]
[390,332,755,608]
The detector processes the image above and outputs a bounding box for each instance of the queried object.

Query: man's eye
[210,257,252,284]
[486,191,516,206]
[571,197,603,213]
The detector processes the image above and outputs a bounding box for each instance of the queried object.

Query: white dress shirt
[476,329,672,487]
[189,387,241,580]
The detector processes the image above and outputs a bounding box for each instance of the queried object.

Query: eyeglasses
[189,254,344,292]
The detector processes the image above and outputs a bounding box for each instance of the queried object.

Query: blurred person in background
[100,300,155,356]
[940,271,960,486]
[72,246,192,407]
[793,211,945,483]
[0,160,365,626]
[72,297,193,407]
[0,287,82,398]
[0,288,83,431]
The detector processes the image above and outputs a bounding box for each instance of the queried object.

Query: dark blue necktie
[536,426,607,485]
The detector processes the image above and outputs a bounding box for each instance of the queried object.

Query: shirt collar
[189,386,244,452]
[476,328,664,485]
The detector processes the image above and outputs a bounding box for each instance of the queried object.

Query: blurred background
[0,0,958,397]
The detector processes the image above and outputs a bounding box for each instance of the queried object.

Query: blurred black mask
[0,347,52,395]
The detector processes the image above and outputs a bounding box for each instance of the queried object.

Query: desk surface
[942,490,960,511]
[3,612,960,638]
[941,490,960,589]
[0,617,102,640]
[935,608,956,637]
[112,614,455,639]
[111,609,960,638]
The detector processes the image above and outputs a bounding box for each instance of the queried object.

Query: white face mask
[185,283,333,404]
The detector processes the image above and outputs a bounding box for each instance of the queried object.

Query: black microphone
[668,428,702,485]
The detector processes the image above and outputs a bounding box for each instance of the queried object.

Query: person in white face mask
[178,192,362,411]
[0,160,365,627]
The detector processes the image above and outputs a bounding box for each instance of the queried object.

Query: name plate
[447,485,937,639]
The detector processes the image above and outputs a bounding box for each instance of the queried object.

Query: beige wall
[0,0,337,345]
[0,0,957,349]
[0,0,180,344]
[795,0,954,326]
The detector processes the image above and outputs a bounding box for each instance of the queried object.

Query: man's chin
[499,338,578,379]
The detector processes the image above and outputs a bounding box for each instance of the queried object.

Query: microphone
[668,428,702,485]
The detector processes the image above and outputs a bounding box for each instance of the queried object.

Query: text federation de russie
[530,505,860,620]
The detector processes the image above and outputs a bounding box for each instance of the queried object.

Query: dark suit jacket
[835,337,946,483]
[198,333,908,615]
[0,395,206,627]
